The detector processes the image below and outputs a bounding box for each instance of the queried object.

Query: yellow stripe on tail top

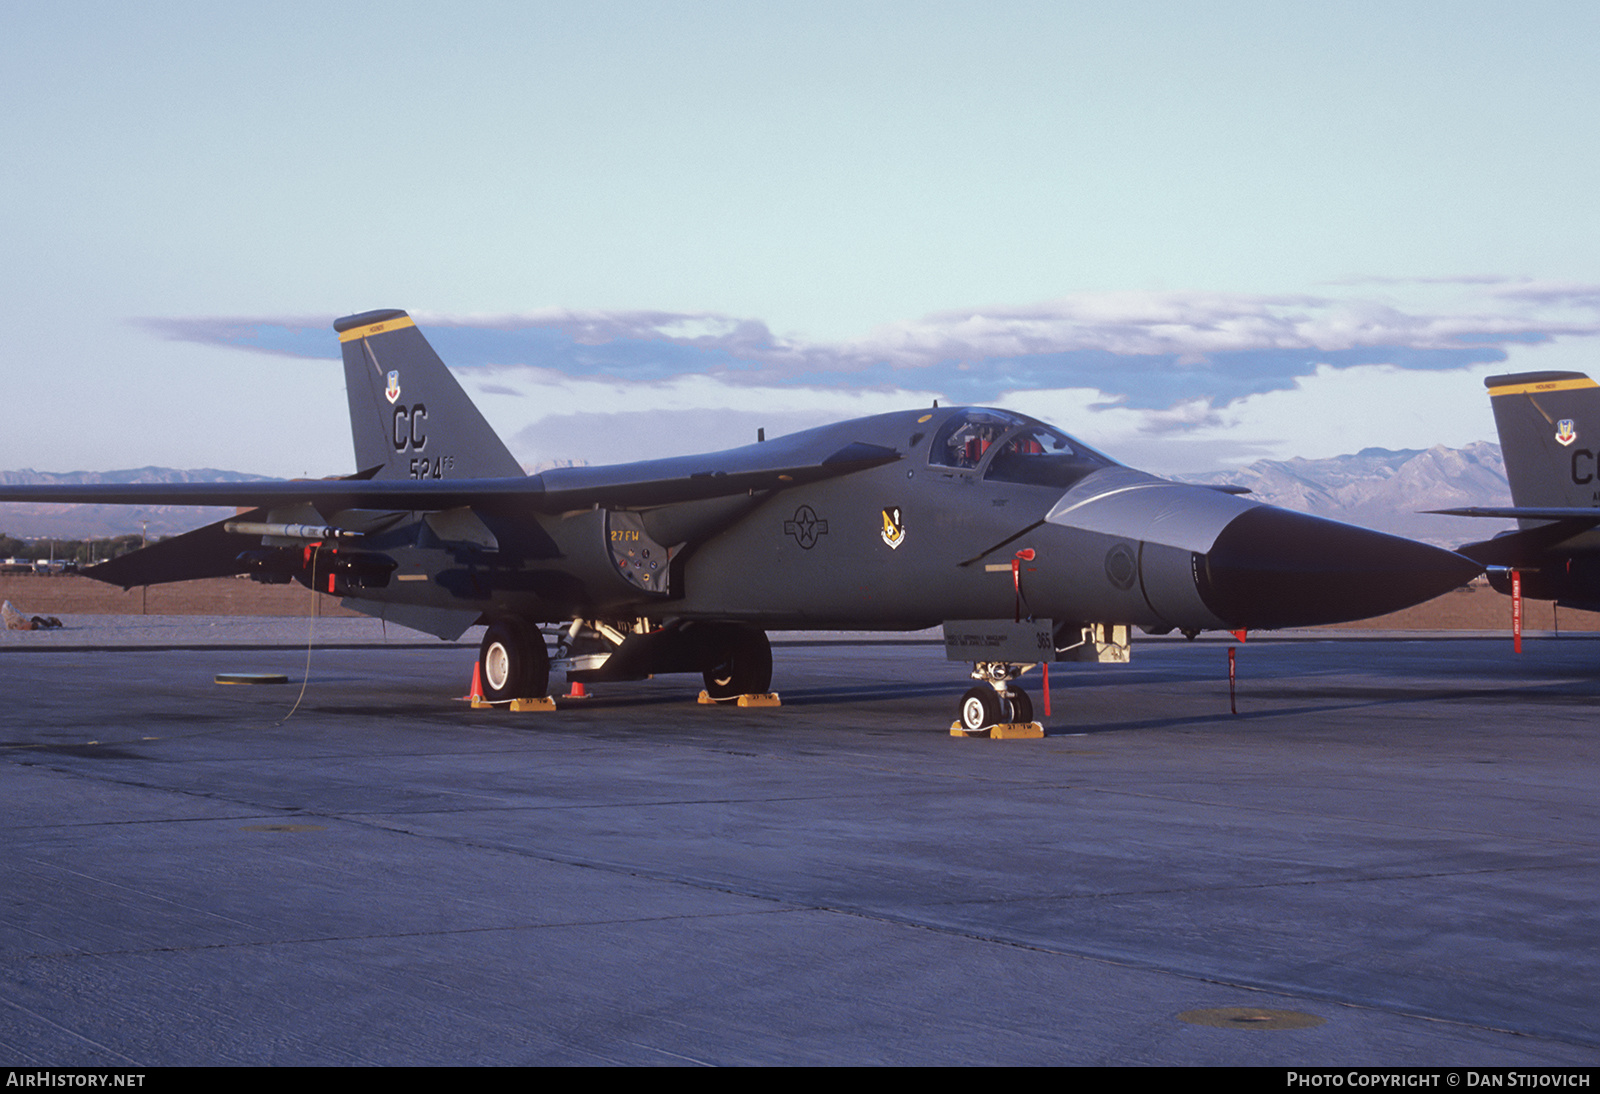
[338,314,417,343]
[1488,376,1599,397]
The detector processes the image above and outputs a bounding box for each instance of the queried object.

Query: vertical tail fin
[335,309,524,481]
[1487,371,1600,514]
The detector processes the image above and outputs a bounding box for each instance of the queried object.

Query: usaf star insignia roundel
[783,505,829,549]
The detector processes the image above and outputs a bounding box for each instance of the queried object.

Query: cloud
[134,284,1600,470]
[461,368,940,466]
[148,282,1600,372]
[1487,280,1600,310]
[138,315,337,359]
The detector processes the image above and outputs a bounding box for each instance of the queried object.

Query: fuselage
[326,405,1478,635]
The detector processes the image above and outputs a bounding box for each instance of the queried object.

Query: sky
[3,1,1600,479]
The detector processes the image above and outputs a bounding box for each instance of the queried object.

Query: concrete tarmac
[0,625,1597,1065]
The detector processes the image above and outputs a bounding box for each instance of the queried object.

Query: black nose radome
[1196,507,1482,629]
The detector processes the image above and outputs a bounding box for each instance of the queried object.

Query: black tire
[479,622,550,702]
[958,686,1003,731]
[701,624,773,700]
[1005,688,1033,726]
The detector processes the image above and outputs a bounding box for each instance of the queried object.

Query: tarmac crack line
[909,859,1588,907]
[9,792,1599,1055]
[0,993,141,1065]
[1081,784,1600,849]
[293,814,1600,1053]
[0,905,809,964]
[791,903,1600,1054]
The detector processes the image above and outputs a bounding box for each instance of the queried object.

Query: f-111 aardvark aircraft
[0,310,1481,729]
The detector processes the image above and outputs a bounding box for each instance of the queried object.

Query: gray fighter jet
[0,309,1479,728]
[1432,371,1600,607]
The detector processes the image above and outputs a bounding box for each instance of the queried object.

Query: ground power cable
[1,543,329,754]
[271,541,323,728]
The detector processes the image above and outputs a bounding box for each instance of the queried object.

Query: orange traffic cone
[566,679,588,699]
[464,662,484,702]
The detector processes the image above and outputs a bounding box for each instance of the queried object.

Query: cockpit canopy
[929,408,1117,490]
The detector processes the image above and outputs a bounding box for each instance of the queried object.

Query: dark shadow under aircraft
[0,310,1480,729]
[1432,371,1600,610]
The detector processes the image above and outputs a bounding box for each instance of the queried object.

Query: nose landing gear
[953,661,1043,738]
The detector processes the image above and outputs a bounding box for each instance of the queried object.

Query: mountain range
[0,445,1516,549]
[0,467,272,541]
[1173,441,1511,548]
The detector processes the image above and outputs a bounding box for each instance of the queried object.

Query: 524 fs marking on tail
[0,309,1481,729]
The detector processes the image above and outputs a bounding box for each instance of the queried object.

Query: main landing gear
[478,621,551,703]
[698,622,774,702]
[954,661,1043,737]
[471,618,778,708]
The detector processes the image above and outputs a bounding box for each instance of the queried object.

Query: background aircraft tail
[335,309,524,481]
[1486,371,1600,513]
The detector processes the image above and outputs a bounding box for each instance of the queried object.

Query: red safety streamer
[1227,646,1238,715]
[1512,569,1523,654]
[1012,548,1035,623]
